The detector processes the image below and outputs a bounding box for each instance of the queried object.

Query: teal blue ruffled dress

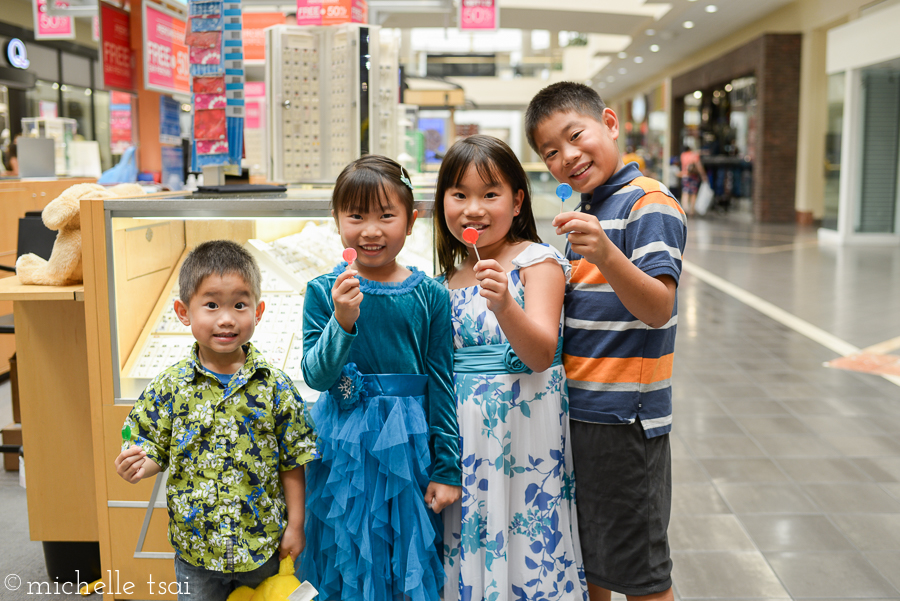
[298,264,460,601]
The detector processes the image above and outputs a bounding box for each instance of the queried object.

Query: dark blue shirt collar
[578,162,642,211]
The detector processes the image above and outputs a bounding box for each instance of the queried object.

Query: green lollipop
[122,425,131,443]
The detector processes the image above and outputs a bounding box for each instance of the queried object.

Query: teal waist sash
[454,337,563,375]
[363,373,428,397]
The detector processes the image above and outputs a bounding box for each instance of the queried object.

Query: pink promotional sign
[296,0,367,27]
[245,82,265,129]
[460,0,497,30]
[101,2,134,92]
[143,3,190,96]
[34,0,75,40]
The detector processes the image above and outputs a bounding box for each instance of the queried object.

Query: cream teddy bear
[16,182,145,286]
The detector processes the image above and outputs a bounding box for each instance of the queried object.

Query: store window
[680,77,757,208]
[823,72,844,231]
[857,63,900,234]
[26,80,60,119]
[61,84,94,140]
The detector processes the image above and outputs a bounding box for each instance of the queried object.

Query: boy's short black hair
[178,240,262,304]
[525,81,608,152]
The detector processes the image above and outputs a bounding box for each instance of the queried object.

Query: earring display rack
[265,24,400,183]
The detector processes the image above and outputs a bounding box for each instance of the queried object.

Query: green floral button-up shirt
[124,342,316,572]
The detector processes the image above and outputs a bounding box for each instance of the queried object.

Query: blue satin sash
[454,337,563,375]
[362,373,428,397]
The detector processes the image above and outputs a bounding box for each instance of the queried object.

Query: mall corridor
[1,213,900,600]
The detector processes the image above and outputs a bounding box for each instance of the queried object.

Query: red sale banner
[100,3,134,91]
[243,12,286,62]
[143,3,189,96]
[34,0,74,40]
[460,0,497,30]
[296,0,367,27]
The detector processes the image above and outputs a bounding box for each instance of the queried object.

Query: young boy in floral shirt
[115,239,316,600]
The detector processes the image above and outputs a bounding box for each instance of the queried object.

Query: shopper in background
[298,155,461,601]
[2,141,18,177]
[622,144,646,173]
[434,135,587,601]
[526,81,686,601]
[114,240,316,600]
[679,144,707,216]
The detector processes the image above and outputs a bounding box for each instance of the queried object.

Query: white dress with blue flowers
[443,243,588,601]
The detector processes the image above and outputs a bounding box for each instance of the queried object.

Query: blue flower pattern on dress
[442,243,587,601]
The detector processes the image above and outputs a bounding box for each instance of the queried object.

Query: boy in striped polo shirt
[526,82,687,601]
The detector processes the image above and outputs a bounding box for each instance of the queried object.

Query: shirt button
[638,403,642,408]
[584,204,591,211]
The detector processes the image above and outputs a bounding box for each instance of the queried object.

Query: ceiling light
[585,80,592,86]
[650,44,660,52]
[618,67,628,74]
[693,90,702,99]
[725,83,733,92]
[84,88,92,96]
[60,85,68,91]
[645,29,656,36]
[683,21,695,29]
[599,82,607,88]
[52,82,59,89]
[607,75,616,82]
[634,56,644,63]
[618,51,627,59]
[706,5,718,12]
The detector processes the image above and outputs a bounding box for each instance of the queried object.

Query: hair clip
[399,167,414,191]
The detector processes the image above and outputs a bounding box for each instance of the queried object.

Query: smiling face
[174,272,265,371]
[334,189,417,280]
[443,163,524,258]
[533,108,625,194]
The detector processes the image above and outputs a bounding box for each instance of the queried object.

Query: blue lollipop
[556,183,573,214]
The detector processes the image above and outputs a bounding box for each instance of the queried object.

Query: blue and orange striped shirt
[563,163,686,438]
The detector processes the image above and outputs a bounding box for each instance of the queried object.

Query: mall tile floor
[1,211,899,600]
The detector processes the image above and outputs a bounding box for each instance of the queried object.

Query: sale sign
[34,0,74,40]
[143,3,189,95]
[296,0,367,27]
[100,2,134,91]
[242,12,285,62]
[460,0,497,30]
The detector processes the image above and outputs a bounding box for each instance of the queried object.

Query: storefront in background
[0,21,122,172]
[820,2,900,245]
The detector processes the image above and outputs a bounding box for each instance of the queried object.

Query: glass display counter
[102,190,435,403]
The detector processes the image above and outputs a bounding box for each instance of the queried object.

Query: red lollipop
[342,248,357,264]
[462,227,482,262]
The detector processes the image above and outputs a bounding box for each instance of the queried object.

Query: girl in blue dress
[434,136,588,601]
[299,155,461,601]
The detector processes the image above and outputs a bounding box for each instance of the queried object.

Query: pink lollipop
[462,227,481,262]
[342,247,357,264]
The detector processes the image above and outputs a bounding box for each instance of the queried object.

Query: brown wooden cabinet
[0,178,95,375]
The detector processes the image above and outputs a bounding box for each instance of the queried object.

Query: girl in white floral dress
[435,135,588,601]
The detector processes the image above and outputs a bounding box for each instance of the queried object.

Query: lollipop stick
[472,245,481,262]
